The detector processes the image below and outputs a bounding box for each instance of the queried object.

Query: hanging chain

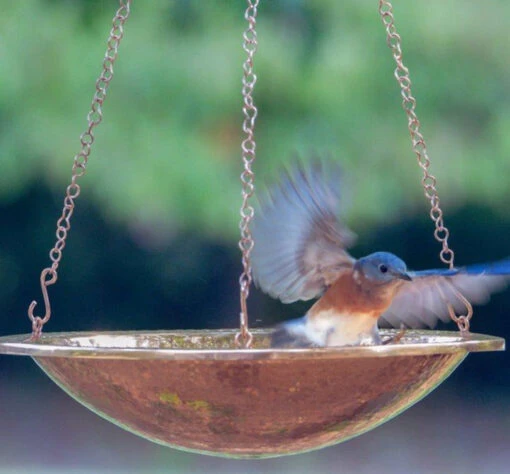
[378,0,472,332]
[27,0,132,340]
[236,0,260,348]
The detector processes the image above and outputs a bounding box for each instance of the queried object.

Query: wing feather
[251,161,356,303]
[380,259,510,328]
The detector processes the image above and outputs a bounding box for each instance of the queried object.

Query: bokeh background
[1,1,509,473]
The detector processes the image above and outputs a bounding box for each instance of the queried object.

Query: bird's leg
[382,324,406,345]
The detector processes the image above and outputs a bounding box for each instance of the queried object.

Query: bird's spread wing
[251,161,356,303]
[379,259,510,328]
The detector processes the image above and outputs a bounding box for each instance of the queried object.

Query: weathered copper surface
[0,330,504,458]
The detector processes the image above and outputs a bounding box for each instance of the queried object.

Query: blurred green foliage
[1,0,509,244]
[0,5,509,468]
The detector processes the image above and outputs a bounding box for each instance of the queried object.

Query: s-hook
[27,268,57,340]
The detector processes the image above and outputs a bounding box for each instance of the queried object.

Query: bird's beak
[393,270,412,282]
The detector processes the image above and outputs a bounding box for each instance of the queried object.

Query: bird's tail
[271,316,314,348]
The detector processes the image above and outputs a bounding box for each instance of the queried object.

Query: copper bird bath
[0,330,504,458]
[0,0,507,461]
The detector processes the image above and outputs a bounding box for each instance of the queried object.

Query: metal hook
[28,268,57,338]
[437,278,473,334]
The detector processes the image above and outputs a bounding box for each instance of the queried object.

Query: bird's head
[354,252,412,286]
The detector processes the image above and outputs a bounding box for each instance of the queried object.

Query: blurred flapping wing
[379,259,510,328]
[251,161,356,303]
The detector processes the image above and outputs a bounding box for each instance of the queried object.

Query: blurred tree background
[0,1,509,473]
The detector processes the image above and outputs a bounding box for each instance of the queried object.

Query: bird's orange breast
[309,270,395,319]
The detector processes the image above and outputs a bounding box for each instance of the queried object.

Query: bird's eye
[379,264,388,274]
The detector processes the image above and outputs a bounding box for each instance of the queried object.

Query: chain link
[27,0,132,339]
[236,0,260,348]
[378,0,472,332]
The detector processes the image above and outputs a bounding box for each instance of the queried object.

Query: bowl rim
[0,329,504,361]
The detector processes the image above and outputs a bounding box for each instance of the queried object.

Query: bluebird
[251,161,510,347]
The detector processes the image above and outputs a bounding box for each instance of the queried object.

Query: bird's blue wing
[251,160,356,304]
[456,258,510,275]
[379,259,510,328]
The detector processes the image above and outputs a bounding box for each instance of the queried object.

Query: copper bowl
[0,329,504,458]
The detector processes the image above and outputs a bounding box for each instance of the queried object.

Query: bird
[251,160,510,347]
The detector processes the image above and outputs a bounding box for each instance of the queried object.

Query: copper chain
[378,0,472,331]
[25,0,469,339]
[236,0,260,348]
[27,0,132,339]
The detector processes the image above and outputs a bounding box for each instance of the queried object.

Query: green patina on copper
[159,392,218,418]
[159,392,183,406]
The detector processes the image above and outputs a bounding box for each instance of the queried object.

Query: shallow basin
[0,329,504,458]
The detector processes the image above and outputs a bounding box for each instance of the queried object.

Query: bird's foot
[382,325,407,345]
